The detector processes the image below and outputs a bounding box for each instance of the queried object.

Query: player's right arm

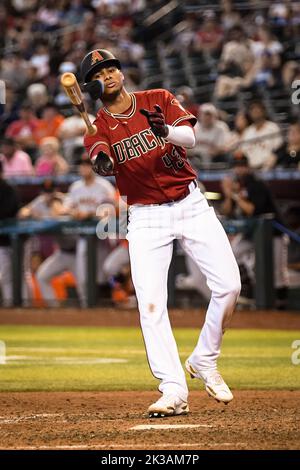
[84,122,116,176]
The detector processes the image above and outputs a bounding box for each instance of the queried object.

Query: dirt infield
[0,390,299,450]
[0,307,300,329]
[0,308,299,450]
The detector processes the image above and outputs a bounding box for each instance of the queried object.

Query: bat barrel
[60,72,97,135]
[60,72,82,106]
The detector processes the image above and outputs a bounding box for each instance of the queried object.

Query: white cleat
[185,360,233,404]
[148,394,189,418]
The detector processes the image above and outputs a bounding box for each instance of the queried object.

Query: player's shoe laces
[148,394,189,418]
[185,360,233,404]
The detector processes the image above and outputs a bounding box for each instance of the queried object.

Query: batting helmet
[80,49,121,83]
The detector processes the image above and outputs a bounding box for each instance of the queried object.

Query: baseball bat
[60,72,97,136]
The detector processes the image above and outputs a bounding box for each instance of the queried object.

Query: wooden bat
[60,72,97,136]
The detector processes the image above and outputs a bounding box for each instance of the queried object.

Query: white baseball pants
[127,186,241,401]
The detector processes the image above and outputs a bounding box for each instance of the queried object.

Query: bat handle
[78,107,97,135]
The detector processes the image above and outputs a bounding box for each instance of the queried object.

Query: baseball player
[62,155,116,307]
[81,49,241,417]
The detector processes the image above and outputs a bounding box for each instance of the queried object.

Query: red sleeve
[83,120,111,160]
[162,90,197,128]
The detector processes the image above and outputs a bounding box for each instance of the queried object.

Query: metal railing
[0,216,276,309]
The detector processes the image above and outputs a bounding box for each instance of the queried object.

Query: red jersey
[84,89,197,205]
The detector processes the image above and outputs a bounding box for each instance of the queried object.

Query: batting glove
[92,151,116,177]
[139,104,169,138]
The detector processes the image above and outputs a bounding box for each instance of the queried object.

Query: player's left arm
[165,121,195,149]
[139,90,197,149]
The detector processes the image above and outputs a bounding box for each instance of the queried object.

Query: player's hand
[139,104,169,138]
[92,151,116,177]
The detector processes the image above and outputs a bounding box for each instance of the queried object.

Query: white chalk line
[2,356,128,365]
[0,413,62,424]
[131,424,212,430]
[0,443,216,450]
[9,347,145,354]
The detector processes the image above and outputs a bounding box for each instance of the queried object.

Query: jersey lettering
[112,142,126,164]
[112,128,166,164]
[84,89,197,205]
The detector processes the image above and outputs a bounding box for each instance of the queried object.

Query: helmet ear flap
[82,80,104,101]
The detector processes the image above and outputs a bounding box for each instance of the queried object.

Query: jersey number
[162,148,185,172]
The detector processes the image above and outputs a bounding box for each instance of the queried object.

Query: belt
[157,179,198,205]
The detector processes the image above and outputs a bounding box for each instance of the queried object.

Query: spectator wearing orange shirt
[35,103,65,144]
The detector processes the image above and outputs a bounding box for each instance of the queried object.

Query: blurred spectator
[169,12,199,52]
[18,181,78,308]
[221,154,289,307]
[268,2,290,28]
[219,25,254,74]
[225,110,251,152]
[251,25,283,70]
[253,51,276,88]
[282,61,300,88]
[215,26,256,99]
[18,178,63,220]
[5,103,41,161]
[0,85,19,135]
[36,1,62,32]
[57,108,95,163]
[0,53,31,91]
[35,136,69,176]
[62,155,116,307]
[241,101,283,170]
[176,86,199,117]
[27,83,49,114]
[220,0,241,31]
[189,103,230,166]
[274,121,300,168]
[18,179,66,305]
[0,137,34,177]
[35,103,65,143]
[58,61,77,76]
[0,160,19,306]
[193,11,223,58]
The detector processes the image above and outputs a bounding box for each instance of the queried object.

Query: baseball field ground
[0,308,299,450]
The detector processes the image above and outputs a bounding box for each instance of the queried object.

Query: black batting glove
[92,151,116,177]
[139,104,169,138]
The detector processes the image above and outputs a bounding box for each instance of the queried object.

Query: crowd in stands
[0,0,299,308]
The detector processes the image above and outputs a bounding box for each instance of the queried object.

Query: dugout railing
[0,215,276,309]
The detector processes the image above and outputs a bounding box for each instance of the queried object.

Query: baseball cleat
[185,360,233,404]
[148,394,189,418]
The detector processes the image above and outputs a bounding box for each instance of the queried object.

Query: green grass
[0,326,299,392]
